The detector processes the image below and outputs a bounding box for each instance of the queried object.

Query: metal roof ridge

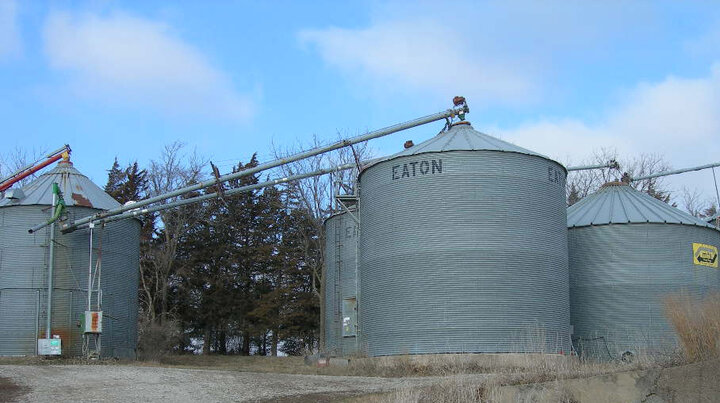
[571,187,604,225]
[625,186,680,223]
[616,186,650,222]
[613,187,631,223]
[567,188,596,224]
[475,130,514,150]
[461,127,474,150]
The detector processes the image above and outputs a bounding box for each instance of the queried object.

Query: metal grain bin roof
[567,182,714,229]
[388,122,554,161]
[358,122,564,179]
[0,161,121,210]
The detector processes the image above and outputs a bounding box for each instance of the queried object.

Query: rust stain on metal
[71,193,93,208]
[48,328,73,357]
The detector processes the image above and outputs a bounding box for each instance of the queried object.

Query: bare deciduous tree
[566,148,672,205]
[680,186,719,219]
[681,187,707,217]
[0,147,47,189]
[271,133,372,350]
[141,142,206,324]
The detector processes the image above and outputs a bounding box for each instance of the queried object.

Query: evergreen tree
[104,159,149,205]
[105,158,124,200]
[567,183,581,206]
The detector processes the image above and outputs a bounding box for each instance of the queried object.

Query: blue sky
[1,1,720,207]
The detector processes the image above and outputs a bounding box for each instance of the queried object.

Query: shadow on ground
[0,377,28,402]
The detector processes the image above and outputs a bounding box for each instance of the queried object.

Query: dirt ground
[0,376,28,402]
[0,364,447,402]
[1,358,718,402]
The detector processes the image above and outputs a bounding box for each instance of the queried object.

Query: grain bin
[567,182,720,360]
[358,122,571,356]
[323,207,359,356]
[0,161,140,357]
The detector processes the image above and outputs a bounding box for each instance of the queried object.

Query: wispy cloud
[0,0,21,59]
[497,64,720,195]
[299,21,535,104]
[298,1,651,105]
[499,65,720,160]
[43,11,254,120]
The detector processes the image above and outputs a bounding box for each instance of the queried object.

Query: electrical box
[83,311,103,333]
[38,338,62,355]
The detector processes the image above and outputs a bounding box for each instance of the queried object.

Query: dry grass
[135,353,512,377]
[367,377,491,403]
[350,353,653,402]
[355,349,680,403]
[136,318,182,360]
[664,292,720,362]
[0,355,124,366]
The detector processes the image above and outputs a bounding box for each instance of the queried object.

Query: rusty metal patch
[71,193,93,208]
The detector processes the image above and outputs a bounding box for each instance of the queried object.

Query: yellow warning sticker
[693,243,718,268]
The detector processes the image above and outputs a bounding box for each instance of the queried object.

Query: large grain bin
[358,122,571,356]
[0,161,140,357]
[567,182,720,360]
[323,207,359,356]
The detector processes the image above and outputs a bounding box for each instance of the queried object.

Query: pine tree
[104,159,149,205]
[567,183,581,206]
[105,158,125,200]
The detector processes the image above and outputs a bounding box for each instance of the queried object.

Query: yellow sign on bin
[693,243,718,268]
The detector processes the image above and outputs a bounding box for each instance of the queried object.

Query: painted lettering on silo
[548,166,565,186]
[391,159,443,180]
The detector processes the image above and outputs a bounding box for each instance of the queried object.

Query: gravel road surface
[0,365,440,402]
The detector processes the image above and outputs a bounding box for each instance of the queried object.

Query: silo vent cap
[4,188,24,200]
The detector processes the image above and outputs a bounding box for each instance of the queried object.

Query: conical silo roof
[567,182,714,229]
[393,121,549,158]
[360,121,562,174]
[0,161,121,210]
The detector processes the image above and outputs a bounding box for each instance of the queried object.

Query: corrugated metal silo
[323,207,359,356]
[567,182,720,359]
[358,122,571,356]
[0,161,140,357]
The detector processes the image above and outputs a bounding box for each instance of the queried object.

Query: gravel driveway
[0,365,440,402]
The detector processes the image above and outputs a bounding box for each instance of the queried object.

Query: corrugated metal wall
[359,150,571,356]
[0,205,140,357]
[569,223,720,359]
[323,210,359,356]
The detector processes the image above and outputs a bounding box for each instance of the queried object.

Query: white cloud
[299,21,535,104]
[298,1,654,105]
[0,0,21,59]
[43,12,254,120]
[496,64,720,201]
